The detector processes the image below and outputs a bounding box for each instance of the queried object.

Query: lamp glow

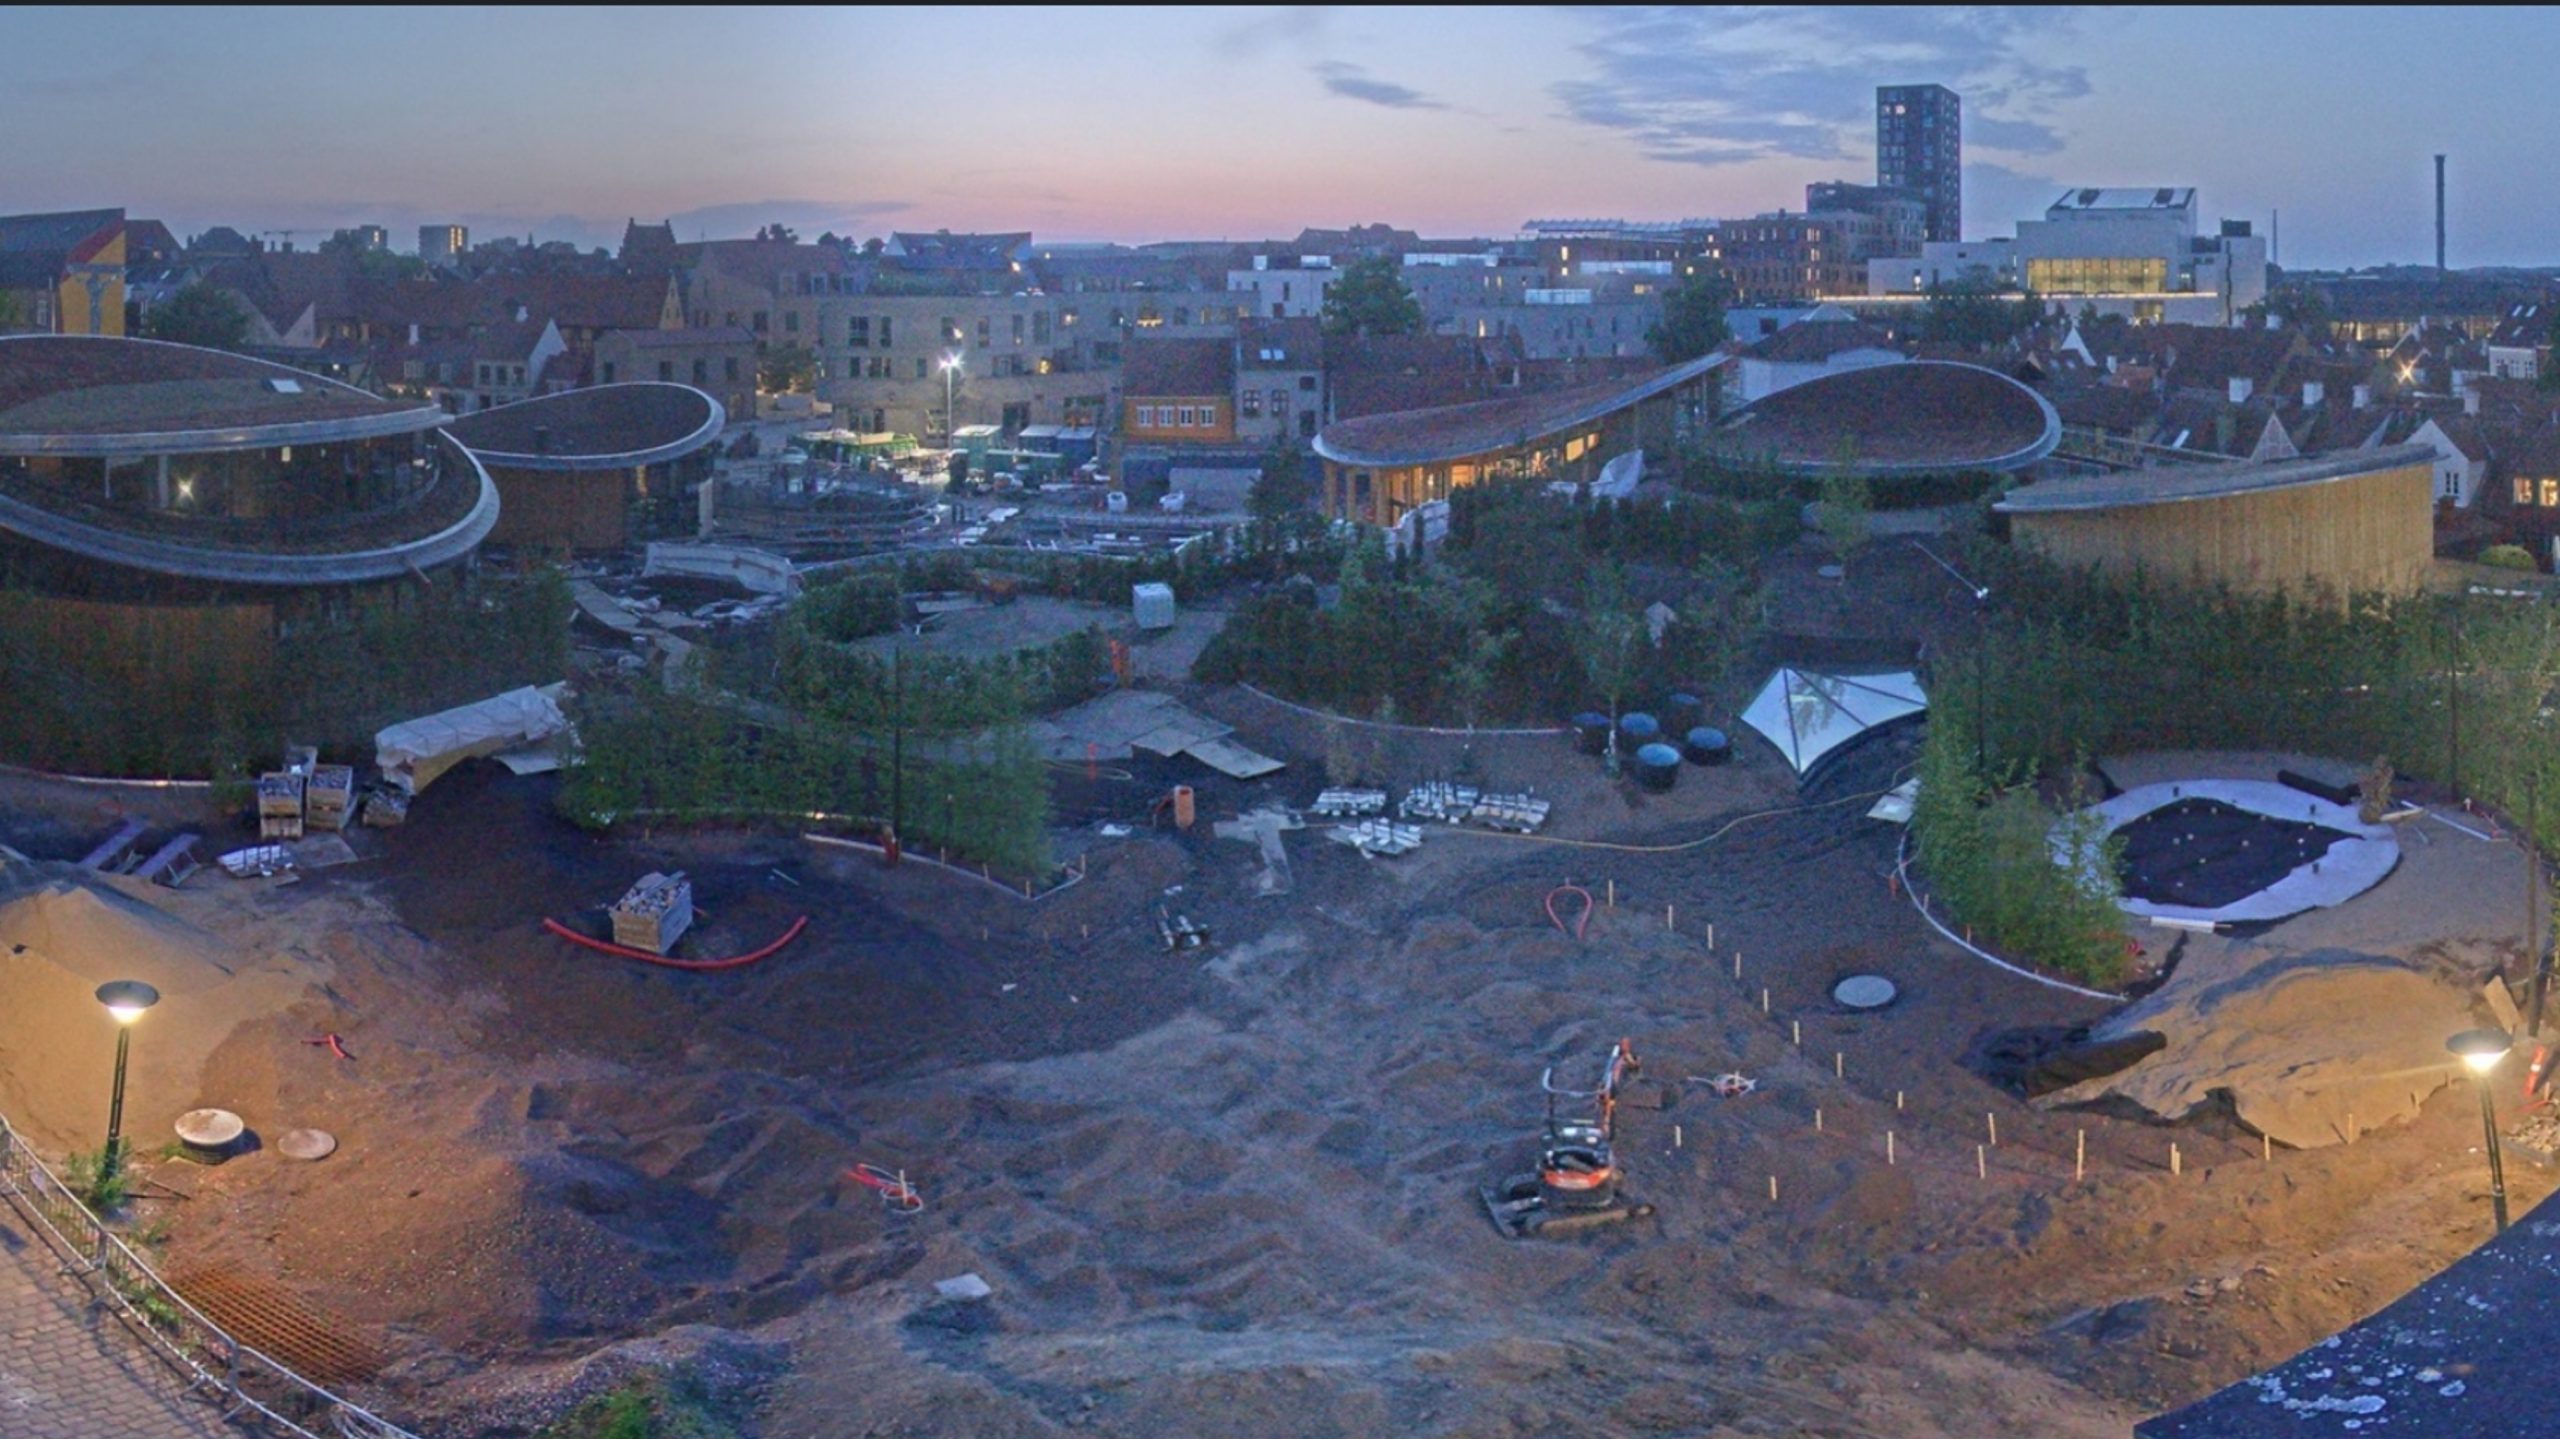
[2449,1027,2512,1074]
[95,979,159,1025]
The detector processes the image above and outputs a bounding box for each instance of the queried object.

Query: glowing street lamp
[2447,1027,2513,1233]
[94,979,159,1190]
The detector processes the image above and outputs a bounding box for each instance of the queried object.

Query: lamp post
[940,352,962,447]
[2448,1027,2513,1234]
[94,980,159,1189]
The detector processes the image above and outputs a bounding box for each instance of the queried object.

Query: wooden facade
[2009,459,2432,598]
[1320,386,1685,528]
[486,464,637,552]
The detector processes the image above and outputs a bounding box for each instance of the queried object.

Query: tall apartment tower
[1876,84,1962,244]
[418,224,468,267]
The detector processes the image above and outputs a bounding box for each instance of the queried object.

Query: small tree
[1647,271,1733,363]
[1579,564,1647,769]
[145,284,251,351]
[759,342,816,394]
[1815,472,1872,573]
[1321,256,1423,337]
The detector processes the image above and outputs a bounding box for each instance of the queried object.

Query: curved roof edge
[1314,353,1727,470]
[0,431,499,586]
[444,383,728,472]
[0,335,447,458]
[1716,361,2063,478]
[1997,442,2438,514]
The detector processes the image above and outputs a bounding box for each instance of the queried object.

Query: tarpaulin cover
[1740,668,1927,778]
[375,684,571,795]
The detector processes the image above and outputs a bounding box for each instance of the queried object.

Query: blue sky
[3,6,2554,269]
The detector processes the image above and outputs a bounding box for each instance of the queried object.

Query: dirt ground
[0,703,2546,1438]
[0,540,2542,1437]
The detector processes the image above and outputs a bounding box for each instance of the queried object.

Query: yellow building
[0,209,126,337]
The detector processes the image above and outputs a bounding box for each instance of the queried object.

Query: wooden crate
[609,872,693,954]
[305,766,355,832]
[256,773,304,840]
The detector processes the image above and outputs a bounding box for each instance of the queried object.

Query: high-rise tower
[1877,84,1962,244]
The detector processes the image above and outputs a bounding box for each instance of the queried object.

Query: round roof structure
[1314,355,1725,470]
[0,335,445,457]
[441,382,726,471]
[1705,361,2061,476]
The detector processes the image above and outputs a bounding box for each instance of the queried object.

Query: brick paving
[0,1202,230,1438]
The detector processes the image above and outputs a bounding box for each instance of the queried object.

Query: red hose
[541,915,810,970]
[1545,884,1593,941]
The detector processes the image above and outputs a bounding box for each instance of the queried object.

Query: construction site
[0,549,2549,1439]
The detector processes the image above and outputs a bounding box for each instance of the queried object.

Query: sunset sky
[6,6,2555,270]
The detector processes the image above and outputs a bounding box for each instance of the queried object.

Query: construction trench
[0,704,2547,1437]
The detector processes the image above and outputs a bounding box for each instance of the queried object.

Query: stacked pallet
[1399,782,1482,824]
[610,872,694,954]
[1328,820,1423,856]
[257,773,306,840]
[1468,792,1551,833]
[1309,788,1388,818]
[305,766,356,832]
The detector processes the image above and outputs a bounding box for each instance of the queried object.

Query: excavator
[1480,1037,1656,1239]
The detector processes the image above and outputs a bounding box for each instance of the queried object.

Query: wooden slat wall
[2013,462,2432,598]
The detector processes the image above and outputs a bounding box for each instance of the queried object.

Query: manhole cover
[1833,974,1898,1010]
[175,1109,244,1147]
[278,1128,337,1162]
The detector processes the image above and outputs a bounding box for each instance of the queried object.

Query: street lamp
[939,352,962,445]
[94,979,159,1189]
[2448,1027,2513,1233]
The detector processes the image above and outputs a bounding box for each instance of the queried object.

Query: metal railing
[0,1113,424,1439]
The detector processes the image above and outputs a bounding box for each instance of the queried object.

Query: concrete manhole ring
[1832,974,1899,1010]
[278,1128,337,1162]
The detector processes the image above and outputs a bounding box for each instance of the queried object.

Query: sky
[4,6,2556,271]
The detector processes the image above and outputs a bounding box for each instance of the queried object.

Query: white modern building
[1228,258,1338,320]
[1865,187,2268,325]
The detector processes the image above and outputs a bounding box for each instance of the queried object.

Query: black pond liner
[2111,796,2356,911]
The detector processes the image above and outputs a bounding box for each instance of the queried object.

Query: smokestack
[2436,154,2447,276]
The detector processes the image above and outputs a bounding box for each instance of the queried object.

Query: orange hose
[1546,884,1593,941]
[540,915,809,970]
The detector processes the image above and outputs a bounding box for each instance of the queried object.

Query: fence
[0,1112,423,1439]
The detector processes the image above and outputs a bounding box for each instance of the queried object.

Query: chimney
[407,322,419,346]
[2229,376,2254,404]
[2106,354,2119,375]
[2436,154,2448,276]
[2303,380,2325,407]
[2465,389,2481,417]
[2353,383,2371,410]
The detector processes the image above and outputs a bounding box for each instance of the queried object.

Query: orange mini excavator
[1481,1037,1656,1239]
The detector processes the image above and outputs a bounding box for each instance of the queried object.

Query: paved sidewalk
[0,1204,229,1439]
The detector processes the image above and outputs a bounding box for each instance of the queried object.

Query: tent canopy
[1740,668,1927,777]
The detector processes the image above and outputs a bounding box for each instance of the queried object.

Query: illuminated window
[2544,478,2560,508]
[2517,478,2534,506]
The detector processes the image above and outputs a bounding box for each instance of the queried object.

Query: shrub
[2480,544,2538,572]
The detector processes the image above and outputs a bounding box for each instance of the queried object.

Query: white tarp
[642,542,801,597]
[375,684,572,795]
[1590,447,1645,500]
[1740,668,1927,777]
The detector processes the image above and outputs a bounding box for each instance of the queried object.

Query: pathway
[0,1202,230,1439]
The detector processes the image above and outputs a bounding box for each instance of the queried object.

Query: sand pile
[2042,943,2491,1147]
[0,870,327,1153]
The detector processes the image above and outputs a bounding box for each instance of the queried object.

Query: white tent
[1740,668,1927,777]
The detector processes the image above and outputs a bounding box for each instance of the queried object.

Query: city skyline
[3,7,2557,269]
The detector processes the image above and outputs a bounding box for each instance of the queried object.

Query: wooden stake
[2075,1129,2086,1183]
[2347,1111,2356,1143]
[1768,1174,1778,1202]
[1606,879,1616,909]
[1709,922,1716,951]
[2263,1133,2272,1163]
[1987,1112,1999,1147]
[1977,1144,1987,1180]
[2170,1143,2183,1177]
[1791,1019,1801,1046]
[1895,1090,1905,1112]
[1733,950,1742,979]
[1675,1125,1683,1149]
[1887,1130,1896,1165]
[1761,987,1770,1013]
[1814,1108,1824,1133]
[1666,903,1675,931]
[1834,1051,1844,1079]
